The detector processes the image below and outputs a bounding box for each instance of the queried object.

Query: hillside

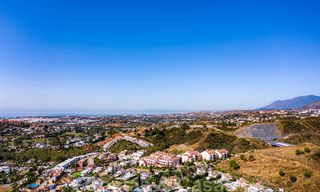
[277,117,320,145]
[259,95,320,110]
[217,143,320,192]
[235,123,282,139]
[301,100,320,110]
[144,127,268,155]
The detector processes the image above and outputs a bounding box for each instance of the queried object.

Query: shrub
[311,151,320,161]
[304,147,311,153]
[248,155,255,162]
[72,172,81,178]
[295,149,305,155]
[289,175,297,182]
[304,171,312,178]
[279,170,285,177]
[240,154,247,161]
[229,160,240,170]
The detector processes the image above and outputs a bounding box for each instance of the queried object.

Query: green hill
[278,117,320,145]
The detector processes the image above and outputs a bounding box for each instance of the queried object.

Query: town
[1,108,320,192]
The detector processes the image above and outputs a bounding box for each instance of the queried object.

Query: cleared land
[235,123,282,139]
[218,143,320,192]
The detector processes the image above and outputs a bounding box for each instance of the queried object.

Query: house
[201,149,228,161]
[216,149,228,159]
[106,154,118,162]
[0,166,10,175]
[106,163,121,174]
[140,172,151,180]
[201,149,219,161]
[196,166,207,175]
[132,150,144,158]
[69,177,93,188]
[54,153,97,170]
[139,151,181,168]
[77,159,86,171]
[35,142,49,149]
[179,150,202,163]
[161,176,180,188]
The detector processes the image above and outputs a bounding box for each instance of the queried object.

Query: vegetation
[289,175,297,183]
[72,172,82,178]
[278,117,320,145]
[240,154,247,162]
[295,149,305,155]
[229,160,240,170]
[248,155,255,162]
[279,170,285,177]
[304,147,311,153]
[145,126,268,155]
[179,174,227,192]
[281,133,320,145]
[311,150,320,162]
[145,127,204,154]
[197,132,268,154]
[277,118,306,134]
[217,143,320,192]
[0,147,86,163]
[1,172,6,184]
[109,140,140,153]
[304,171,312,178]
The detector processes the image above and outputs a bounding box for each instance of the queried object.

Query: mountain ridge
[301,100,320,110]
[259,95,320,110]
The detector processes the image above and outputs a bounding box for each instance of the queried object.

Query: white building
[179,150,202,163]
[201,149,228,161]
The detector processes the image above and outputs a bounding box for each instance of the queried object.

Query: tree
[248,155,255,162]
[1,173,6,184]
[304,147,311,153]
[181,123,190,129]
[163,168,173,177]
[12,182,18,190]
[240,154,247,162]
[289,175,297,183]
[149,166,154,174]
[295,149,304,155]
[26,171,37,184]
[229,160,240,170]
[304,171,312,178]
[279,170,285,177]
[137,174,141,186]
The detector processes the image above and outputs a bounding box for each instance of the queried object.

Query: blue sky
[0,0,319,114]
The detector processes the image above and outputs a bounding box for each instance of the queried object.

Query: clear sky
[0,0,319,114]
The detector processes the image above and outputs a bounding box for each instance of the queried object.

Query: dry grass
[218,143,320,192]
[166,144,194,153]
[0,185,11,192]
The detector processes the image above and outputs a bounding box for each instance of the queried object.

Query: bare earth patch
[235,123,282,139]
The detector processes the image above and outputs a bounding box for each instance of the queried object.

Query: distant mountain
[301,100,320,110]
[259,95,320,110]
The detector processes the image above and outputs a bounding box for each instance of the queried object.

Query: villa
[139,151,181,168]
[179,150,202,163]
[201,149,228,161]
